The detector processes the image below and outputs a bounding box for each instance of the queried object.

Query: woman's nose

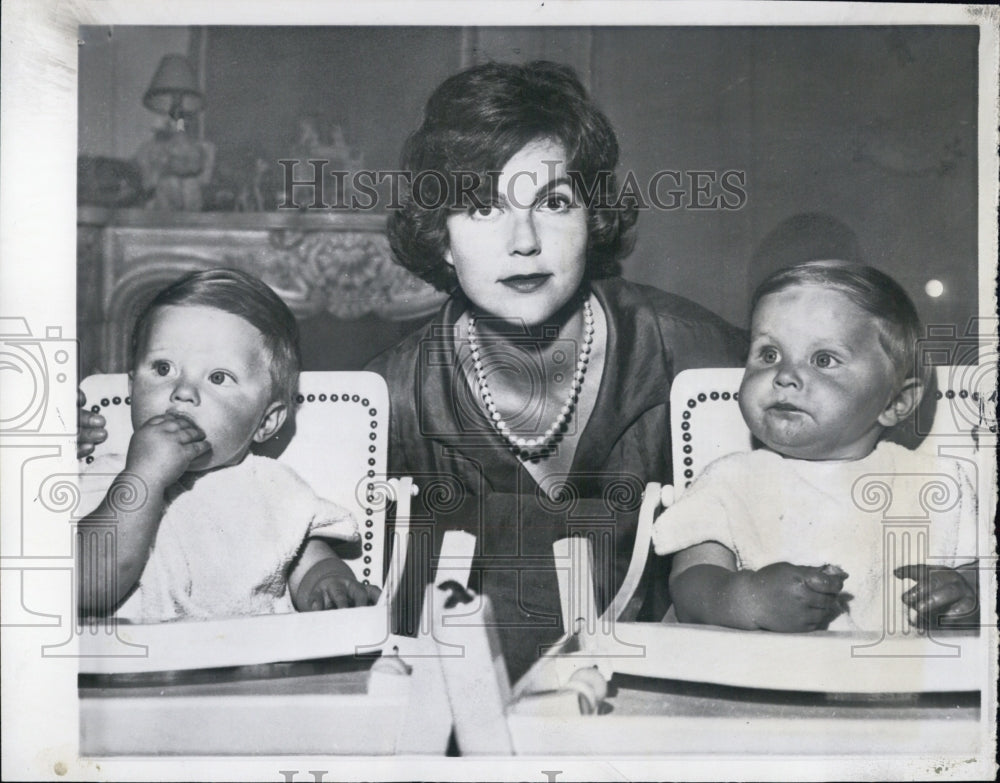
[170,377,200,405]
[508,210,541,256]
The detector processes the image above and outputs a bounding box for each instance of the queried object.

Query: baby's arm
[669,542,847,632]
[289,539,381,611]
[77,413,209,615]
[895,562,979,628]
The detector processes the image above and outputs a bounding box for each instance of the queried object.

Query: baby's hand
[296,556,381,611]
[125,412,210,487]
[745,561,847,632]
[303,575,381,611]
[895,564,978,628]
[77,389,108,459]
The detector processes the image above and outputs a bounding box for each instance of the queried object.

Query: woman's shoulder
[598,278,734,326]
[595,278,748,366]
[365,308,446,378]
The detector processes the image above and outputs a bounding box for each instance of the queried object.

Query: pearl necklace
[466,294,594,456]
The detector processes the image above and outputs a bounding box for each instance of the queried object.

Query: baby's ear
[878,377,924,427]
[254,401,287,443]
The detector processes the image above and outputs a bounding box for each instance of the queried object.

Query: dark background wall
[80,25,979,367]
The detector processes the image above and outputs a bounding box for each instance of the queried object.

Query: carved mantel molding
[79,208,446,372]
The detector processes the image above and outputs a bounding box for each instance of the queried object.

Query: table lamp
[143,54,204,131]
[137,53,214,210]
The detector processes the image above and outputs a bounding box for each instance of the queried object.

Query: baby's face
[130,305,281,471]
[739,284,900,460]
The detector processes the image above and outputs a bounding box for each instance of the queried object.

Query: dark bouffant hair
[388,60,638,291]
[130,268,301,407]
[752,261,928,390]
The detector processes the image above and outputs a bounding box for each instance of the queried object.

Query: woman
[367,61,746,680]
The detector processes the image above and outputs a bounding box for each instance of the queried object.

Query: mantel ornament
[226,229,446,321]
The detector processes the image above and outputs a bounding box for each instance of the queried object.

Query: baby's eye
[814,352,839,369]
[759,347,780,364]
[208,370,233,385]
[152,360,173,377]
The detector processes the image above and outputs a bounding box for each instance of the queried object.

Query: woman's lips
[499,273,551,293]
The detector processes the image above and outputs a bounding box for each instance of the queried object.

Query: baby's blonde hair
[751,261,928,393]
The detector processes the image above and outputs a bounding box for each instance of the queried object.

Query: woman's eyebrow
[494,174,573,208]
[529,175,574,203]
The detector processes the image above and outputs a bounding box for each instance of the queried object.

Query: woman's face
[444,139,588,327]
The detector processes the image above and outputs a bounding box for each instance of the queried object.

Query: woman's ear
[254,401,288,443]
[444,247,454,267]
[878,377,924,427]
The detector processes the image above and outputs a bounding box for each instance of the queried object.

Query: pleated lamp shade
[143,54,204,119]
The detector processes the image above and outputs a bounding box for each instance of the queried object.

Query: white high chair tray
[77,604,392,675]
[503,625,983,756]
[79,632,445,756]
[574,622,986,693]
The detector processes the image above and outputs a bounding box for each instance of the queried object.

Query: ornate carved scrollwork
[225,229,445,321]
[96,212,447,371]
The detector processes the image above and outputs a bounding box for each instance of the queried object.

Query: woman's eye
[814,352,839,369]
[538,193,572,212]
[469,203,499,219]
[152,361,172,377]
[208,371,231,385]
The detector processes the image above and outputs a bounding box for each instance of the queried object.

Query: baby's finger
[803,567,847,595]
[802,592,840,613]
[78,425,108,445]
[182,439,212,460]
[322,580,353,609]
[79,408,107,432]
[941,594,978,617]
[347,581,376,607]
[911,580,970,616]
[365,584,382,605]
[307,594,325,611]
[894,563,933,583]
[309,586,336,611]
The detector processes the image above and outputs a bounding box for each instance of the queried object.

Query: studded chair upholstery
[600,363,993,625]
[79,370,398,587]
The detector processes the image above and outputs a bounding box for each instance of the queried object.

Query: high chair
[75,371,453,755]
[434,364,994,756]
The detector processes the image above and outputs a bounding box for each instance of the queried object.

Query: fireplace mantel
[77,208,446,374]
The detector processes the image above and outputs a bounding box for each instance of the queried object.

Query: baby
[78,269,380,622]
[652,261,979,632]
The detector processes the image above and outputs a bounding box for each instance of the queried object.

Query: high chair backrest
[670,364,992,492]
[79,370,391,587]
